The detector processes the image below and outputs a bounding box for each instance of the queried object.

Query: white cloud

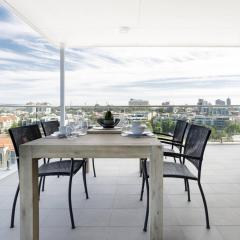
[2,47,240,105]
[0,20,37,39]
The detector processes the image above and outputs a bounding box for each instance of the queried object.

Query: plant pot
[103,120,114,125]
[97,118,120,128]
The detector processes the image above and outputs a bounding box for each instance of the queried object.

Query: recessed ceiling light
[119,26,131,33]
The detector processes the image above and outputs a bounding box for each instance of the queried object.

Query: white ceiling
[3,0,240,47]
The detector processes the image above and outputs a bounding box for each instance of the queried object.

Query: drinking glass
[121,117,130,135]
[79,118,88,135]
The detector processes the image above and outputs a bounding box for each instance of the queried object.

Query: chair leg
[92,158,96,177]
[140,175,145,201]
[143,176,150,232]
[42,158,50,190]
[42,177,46,192]
[10,184,20,228]
[38,177,43,199]
[186,179,191,202]
[184,178,188,191]
[139,159,143,177]
[68,172,75,229]
[198,181,210,229]
[82,161,89,199]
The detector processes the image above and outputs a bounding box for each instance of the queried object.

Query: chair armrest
[159,140,174,145]
[156,132,173,137]
[157,137,173,142]
[171,142,184,148]
[159,139,183,147]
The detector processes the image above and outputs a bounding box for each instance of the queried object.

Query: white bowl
[131,125,145,135]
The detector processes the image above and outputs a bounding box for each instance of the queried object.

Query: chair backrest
[183,124,211,171]
[41,120,59,136]
[8,124,42,158]
[172,120,188,143]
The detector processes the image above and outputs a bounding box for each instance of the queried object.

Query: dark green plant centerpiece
[97,110,120,128]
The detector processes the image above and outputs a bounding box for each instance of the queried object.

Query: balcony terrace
[1,1,240,239]
[0,143,240,240]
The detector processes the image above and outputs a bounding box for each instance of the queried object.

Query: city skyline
[0,96,234,107]
[1,5,240,105]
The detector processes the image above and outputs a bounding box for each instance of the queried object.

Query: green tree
[225,122,240,136]
[151,117,175,134]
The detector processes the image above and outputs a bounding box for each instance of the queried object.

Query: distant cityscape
[0,97,240,170]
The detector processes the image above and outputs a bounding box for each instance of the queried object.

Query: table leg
[150,146,163,240]
[19,145,39,240]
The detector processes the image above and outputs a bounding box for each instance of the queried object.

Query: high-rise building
[197,99,209,106]
[128,98,149,106]
[197,99,210,114]
[226,97,231,106]
[215,99,225,105]
[197,99,204,106]
[162,101,170,106]
[161,101,173,113]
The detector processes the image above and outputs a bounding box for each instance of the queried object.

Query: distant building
[0,134,16,168]
[192,115,213,126]
[192,115,229,129]
[26,102,52,114]
[128,99,149,106]
[162,101,173,113]
[26,102,36,113]
[162,101,170,106]
[197,99,210,106]
[197,99,203,106]
[215,99,225,105]
[211,107,229,116]
[213,116,230,129]
[197,99,211,114]
[226,97,231,106]
[37,102,52,114]
[0,115,18,133]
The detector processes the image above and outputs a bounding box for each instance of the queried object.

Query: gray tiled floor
[1,144,240,239]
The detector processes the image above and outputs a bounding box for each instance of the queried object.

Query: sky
[1,5,240,106]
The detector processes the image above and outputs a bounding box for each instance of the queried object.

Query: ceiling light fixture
[119,26,131,34]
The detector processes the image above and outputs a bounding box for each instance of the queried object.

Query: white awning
[3,0,240,47]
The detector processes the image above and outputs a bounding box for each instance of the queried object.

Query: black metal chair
[139,120,188,177]
[9,124,89,229]
[140,124,211,232]
[40,120,61,191]
[41,120,97,178]
[155,119,188,162]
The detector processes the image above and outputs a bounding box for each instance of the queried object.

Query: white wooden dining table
[19,133,163,240]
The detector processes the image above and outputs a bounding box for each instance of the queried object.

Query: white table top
[24,133,160,147]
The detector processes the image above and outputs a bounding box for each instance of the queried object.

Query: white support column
[60,43,65,128]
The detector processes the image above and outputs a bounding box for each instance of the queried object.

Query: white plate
[122,131,154,137]
[51,131,60,137]
[93,126,121,130]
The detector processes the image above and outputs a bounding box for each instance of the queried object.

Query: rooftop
[0,134,14,151]
[0,144,240,240]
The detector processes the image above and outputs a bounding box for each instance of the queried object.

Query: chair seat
[163,162,197,180]
[145,161,197,180]
[39,160,84,176]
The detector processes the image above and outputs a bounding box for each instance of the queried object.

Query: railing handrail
[0,104,239,108]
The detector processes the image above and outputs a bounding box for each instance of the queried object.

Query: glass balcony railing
[0,104,240,171]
